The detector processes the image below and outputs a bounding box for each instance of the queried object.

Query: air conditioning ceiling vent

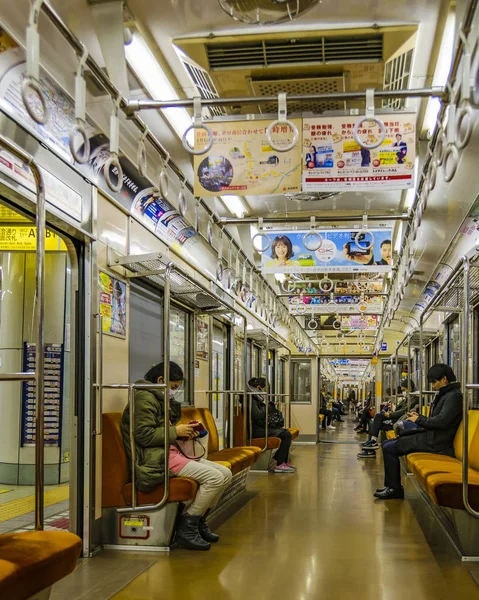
[207,34,383,70]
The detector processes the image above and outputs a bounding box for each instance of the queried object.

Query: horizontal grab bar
[0,373,36,381]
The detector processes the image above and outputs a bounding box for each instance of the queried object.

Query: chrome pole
[243,319,249,445]
[262,330,270,453]
[128,384,136,509]
[407,333,412,412]
[419,314,424,414]
[462,258,479,517]
[220,214,411,225]
[93,313,103,435]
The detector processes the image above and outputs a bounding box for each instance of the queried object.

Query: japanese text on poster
[99,271,127,338]
[302,113,416,191]
[196,316,209,361]
[193,119,302,196]
[261,229,393,274]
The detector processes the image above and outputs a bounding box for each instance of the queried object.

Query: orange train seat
[0,531,81,600]
[102,413,198,508]
[407,411,479,510]
[180,407,261,475]
[233,408,299,449]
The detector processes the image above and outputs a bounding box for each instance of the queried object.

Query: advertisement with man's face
[260,229,393,274]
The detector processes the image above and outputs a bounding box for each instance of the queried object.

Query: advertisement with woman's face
[259,229,393,274]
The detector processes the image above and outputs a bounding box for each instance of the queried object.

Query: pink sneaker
[274,463,295,473]
[286,462,297,471]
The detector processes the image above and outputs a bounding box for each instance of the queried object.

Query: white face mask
[169,389,177,400]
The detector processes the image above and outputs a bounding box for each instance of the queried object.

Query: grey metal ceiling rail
[220,214,410,225]
[0,134,45,531]
[126,87,447,114]
[40,1,291,346]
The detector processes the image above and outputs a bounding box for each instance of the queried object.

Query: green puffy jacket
[120,380,182,492]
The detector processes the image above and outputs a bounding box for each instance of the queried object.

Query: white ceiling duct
[217,0,320,25]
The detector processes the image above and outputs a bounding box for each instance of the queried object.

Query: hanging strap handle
[69,43,90,164]
[104,95,124,193]
[353,89,386,150]
[182,97,214,155]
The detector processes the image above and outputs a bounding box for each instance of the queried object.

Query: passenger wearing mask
[354,391,375,433]
[121,361,232,551]
[247,377,296,473]
[375,364,462,500]
[357,379,417,458]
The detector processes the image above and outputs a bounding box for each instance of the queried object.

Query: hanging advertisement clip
[266,93,299,153]
[178,176,187,217]
[69,43,90,164]
[104,95,124,193]
[355,213,374,250]
[353,89,386,150]
[455,31,473,150]
[216,228,224,281]
[182,96,214,155]
[22,0,49,125]
[158,151,170,198]
[443,84,459,183]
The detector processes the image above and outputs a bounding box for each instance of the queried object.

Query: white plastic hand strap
[216,229,223,281]
[303,216,323,251]
[353,89,386,150]
[158,151,170,198]
[282,278,297,293]
[137,127,149,178]
[22,0,48,125]
[307,318,319,330]
[252,217,271,253]
[355,214,374,250]
[182,97,214,155]
[265,92,299,153]
[195,198,201,232]
[319,275,333,293]
[69,43,90,164]
[207,218,214,246]
[178,177,187,217]
[104,95,124,193]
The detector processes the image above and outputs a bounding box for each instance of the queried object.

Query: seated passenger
[375,364,462,500]
[121,361,232,551]
[247,377,296,473]
[320,392,335,430]
[357,379,417,458]
[354,392,375,433]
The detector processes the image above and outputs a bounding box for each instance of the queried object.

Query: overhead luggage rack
[110,252,224,311]
[247,329,289,351]
[434,259,479,310]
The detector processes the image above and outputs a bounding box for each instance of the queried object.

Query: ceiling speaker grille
[249,76,346,113]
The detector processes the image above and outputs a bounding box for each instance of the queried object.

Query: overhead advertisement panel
[302,113,416,191]
[289,296,383,315]
[260,229,393,274]
[193,119,302,196]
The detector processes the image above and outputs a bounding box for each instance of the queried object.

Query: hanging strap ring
[303,216,322,251]
[252,218,271,253]
[69,44,90,164]
[22,0,49,125]
[182,97,214,155]
[319,276,333,293]
[355,229,374,251]
[178,177,187,217]
[427,159,437,192]
[353,89,386,150]
[307,318,319,330]
[137,127,149,178]
[434,127,447,166]
[282,279,297,293]
[265,93,299,153]
[295,302,306,314]
[455,102,473,150]
[443,143,459,183]
[158,151,170,198]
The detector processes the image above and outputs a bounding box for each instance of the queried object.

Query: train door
[0,199,82,539]
[212,320,228,448]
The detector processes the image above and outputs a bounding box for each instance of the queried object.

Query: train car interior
[2,0,479,598]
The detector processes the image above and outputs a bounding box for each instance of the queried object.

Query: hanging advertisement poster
[340,315,378,330]
[196,316,209,360]
[261,229,393,274]
[193,119,302,197]
[411,264,454,315]
[302,113,416,191]
[99,271,127,338]
[289,295,383,314]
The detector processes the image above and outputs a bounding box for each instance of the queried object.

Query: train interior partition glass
[0,200,77,534]
[290,358,312,403]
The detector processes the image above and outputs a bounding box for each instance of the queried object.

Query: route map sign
[193,119,302,196]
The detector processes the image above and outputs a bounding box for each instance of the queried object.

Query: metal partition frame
[0,134,45,530]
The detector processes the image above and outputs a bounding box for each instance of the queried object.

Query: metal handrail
[0,373,36,381]
[0,135,45,530]
[93,313,103,435]
[462,257,479,518]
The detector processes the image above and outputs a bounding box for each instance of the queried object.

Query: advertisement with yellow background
[0,226,67,251]
[193,119,302,197]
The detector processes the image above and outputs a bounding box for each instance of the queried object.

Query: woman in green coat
[121,361,232,551]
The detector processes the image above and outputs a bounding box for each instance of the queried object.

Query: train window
[234,336,243,391]
[290,358,312,403]
[252,344,261,378]
[212,320,229,447]
[169,306,191,405]
[246,341,252,380]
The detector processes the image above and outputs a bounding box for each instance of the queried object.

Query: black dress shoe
[374,487,404,500]
[375,487,387,493]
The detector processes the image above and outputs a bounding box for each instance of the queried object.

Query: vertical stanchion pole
[32,160,45,532]
[163,263,172,503]
[419,314,424,414]
[407,333,412,412]
[128,384,136,509]
[243,318,248,444]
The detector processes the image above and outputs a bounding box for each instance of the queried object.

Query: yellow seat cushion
[251,437,281,450]
[288,428,300,440]
[412,458,462,489]
[426,470,479,509]
[0,531,81,600]
[385,430,396,440]
[208,449,255,474]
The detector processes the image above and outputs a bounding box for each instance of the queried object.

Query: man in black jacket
[375,364,462,500]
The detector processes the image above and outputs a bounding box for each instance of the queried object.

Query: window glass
[291,359,312,403]
[170,306,190,404]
